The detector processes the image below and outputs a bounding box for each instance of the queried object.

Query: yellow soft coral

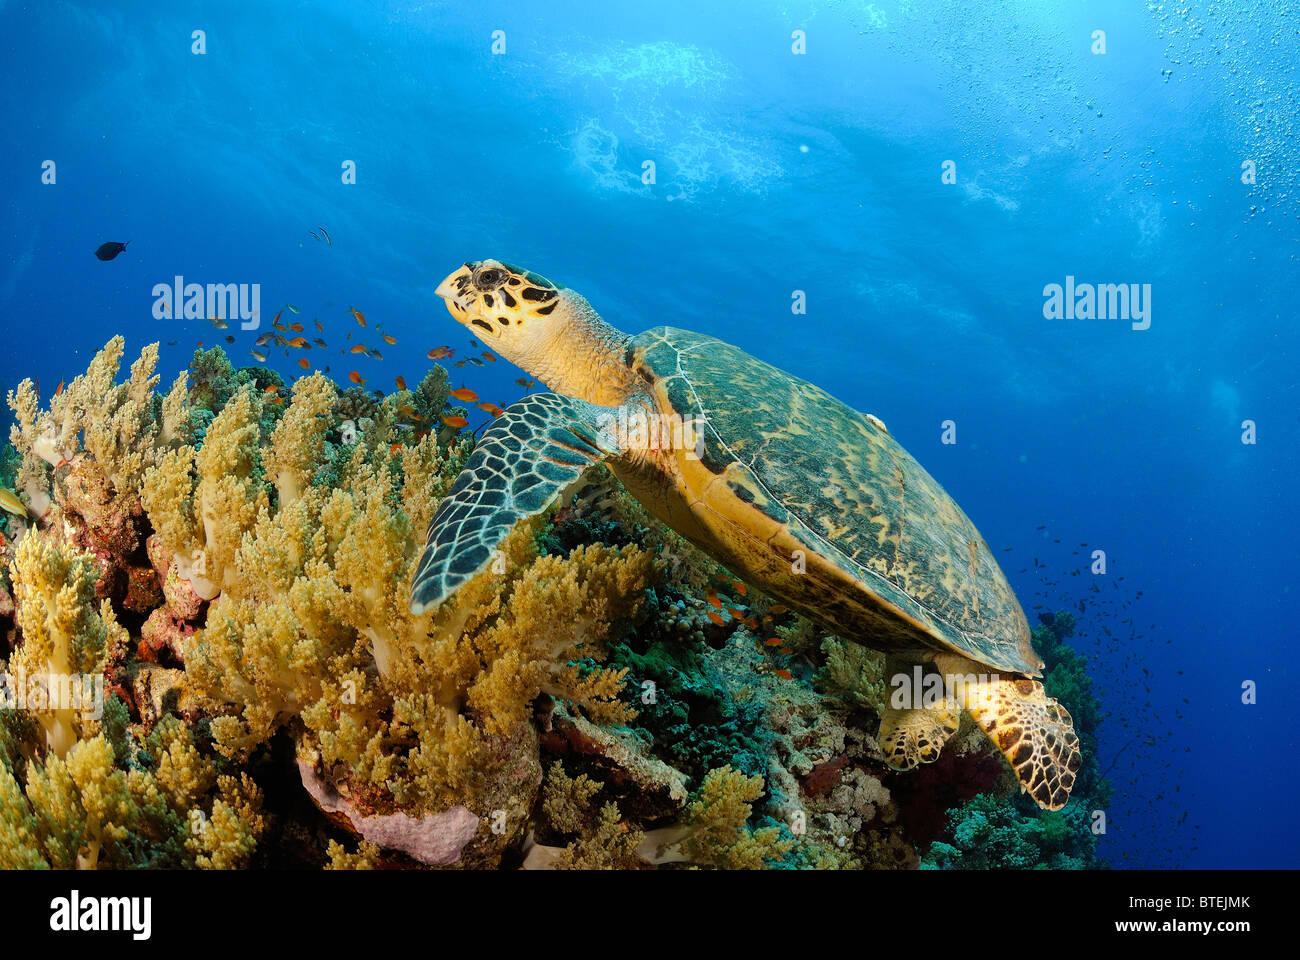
[81,342,160,496]
[0,723,263,870]
[8,532,122,756]
[636,766,793,869]
[5,377,52,516]
[6,337,190,516]
[263,373,334,506]
[183,377,654,824]
[141,386,266,599]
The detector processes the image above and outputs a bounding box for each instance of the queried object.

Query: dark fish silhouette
[94,241,129,261]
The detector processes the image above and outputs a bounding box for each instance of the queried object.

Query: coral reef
[0,339,1110,870]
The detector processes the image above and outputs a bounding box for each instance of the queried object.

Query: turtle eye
[473,267,503,290]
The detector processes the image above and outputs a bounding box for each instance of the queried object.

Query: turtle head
[436,260,569,347]
[436,260,635,404]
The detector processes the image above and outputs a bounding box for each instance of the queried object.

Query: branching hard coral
[8,532,124,756]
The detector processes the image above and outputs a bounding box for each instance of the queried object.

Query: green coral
[921,792,1096,870]
[187,347,285,443]
[605,631,770,784]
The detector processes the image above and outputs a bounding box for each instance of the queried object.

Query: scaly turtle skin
[411,260,1081,810]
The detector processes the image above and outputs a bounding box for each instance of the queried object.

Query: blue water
[1,0,1296,868]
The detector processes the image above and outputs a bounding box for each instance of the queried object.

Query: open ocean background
[1,0,1296,868]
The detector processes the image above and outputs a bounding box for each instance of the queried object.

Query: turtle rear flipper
[409,392,621,615]
[935,655,1081,810]
[879,703,960,770]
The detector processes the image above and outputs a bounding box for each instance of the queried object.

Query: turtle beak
[436,265,471,303]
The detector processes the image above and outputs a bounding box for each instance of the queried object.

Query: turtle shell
[624,326,1039,675]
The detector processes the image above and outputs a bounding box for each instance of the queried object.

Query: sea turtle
[411,259,1081,810]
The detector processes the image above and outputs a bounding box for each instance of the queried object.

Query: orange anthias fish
[769,604,789,615]
[298,358,310,369]
[732,580,747,596]
[706,611,726,627]
[481,350,497,362]
[515,377,536,390]
[288,337,310,348]
[394,375,408,391]
[442,415,469,429]
[427,346,454,360]
[478,402,506,417]
[773,669,793,680]
[54,380,65,397]
[349,344,369,355]
[449,387,479,403]
[706,593,722,610]
[350,307,366,327]
[315,319,324,333]
[382,334,397,345]
[764,638,783,647]
[289,322,304,333]
[348,371,365,385]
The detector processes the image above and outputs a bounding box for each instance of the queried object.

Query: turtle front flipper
[935,655,1082,810]
[409,392,622,614]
